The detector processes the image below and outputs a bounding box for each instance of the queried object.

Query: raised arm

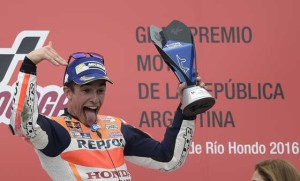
[9,42,67,150]
[122,78,206,171]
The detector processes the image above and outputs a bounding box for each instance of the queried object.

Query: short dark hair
[66,82,75,92]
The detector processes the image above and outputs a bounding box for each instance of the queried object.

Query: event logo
[176,54,189,74]
[0,31,49,84]
[0,31,66,124]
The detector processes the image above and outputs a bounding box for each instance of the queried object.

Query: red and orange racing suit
[9,57,196,181]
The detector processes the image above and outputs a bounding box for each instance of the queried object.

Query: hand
[196,76,207,89]
[177,76,207,103]
[27,41,67,66]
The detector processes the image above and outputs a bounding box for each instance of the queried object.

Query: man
[9,42,202,181]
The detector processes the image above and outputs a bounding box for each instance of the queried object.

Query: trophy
[150,20,215,117]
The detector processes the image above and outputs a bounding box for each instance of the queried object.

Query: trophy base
[181,86,215,117]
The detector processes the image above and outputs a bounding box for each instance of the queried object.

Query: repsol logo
[77,138,125,150]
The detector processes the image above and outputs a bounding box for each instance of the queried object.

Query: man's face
[64,79,107,127]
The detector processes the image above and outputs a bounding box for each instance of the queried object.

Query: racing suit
[9,57,196,181]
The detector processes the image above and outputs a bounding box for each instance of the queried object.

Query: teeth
[87,107,97,110]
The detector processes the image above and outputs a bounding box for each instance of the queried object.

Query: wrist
[20,56,37,75]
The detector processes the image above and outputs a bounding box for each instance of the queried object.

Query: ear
[63,86,72,100]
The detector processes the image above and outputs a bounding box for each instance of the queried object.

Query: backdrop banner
[0,0,299,180]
